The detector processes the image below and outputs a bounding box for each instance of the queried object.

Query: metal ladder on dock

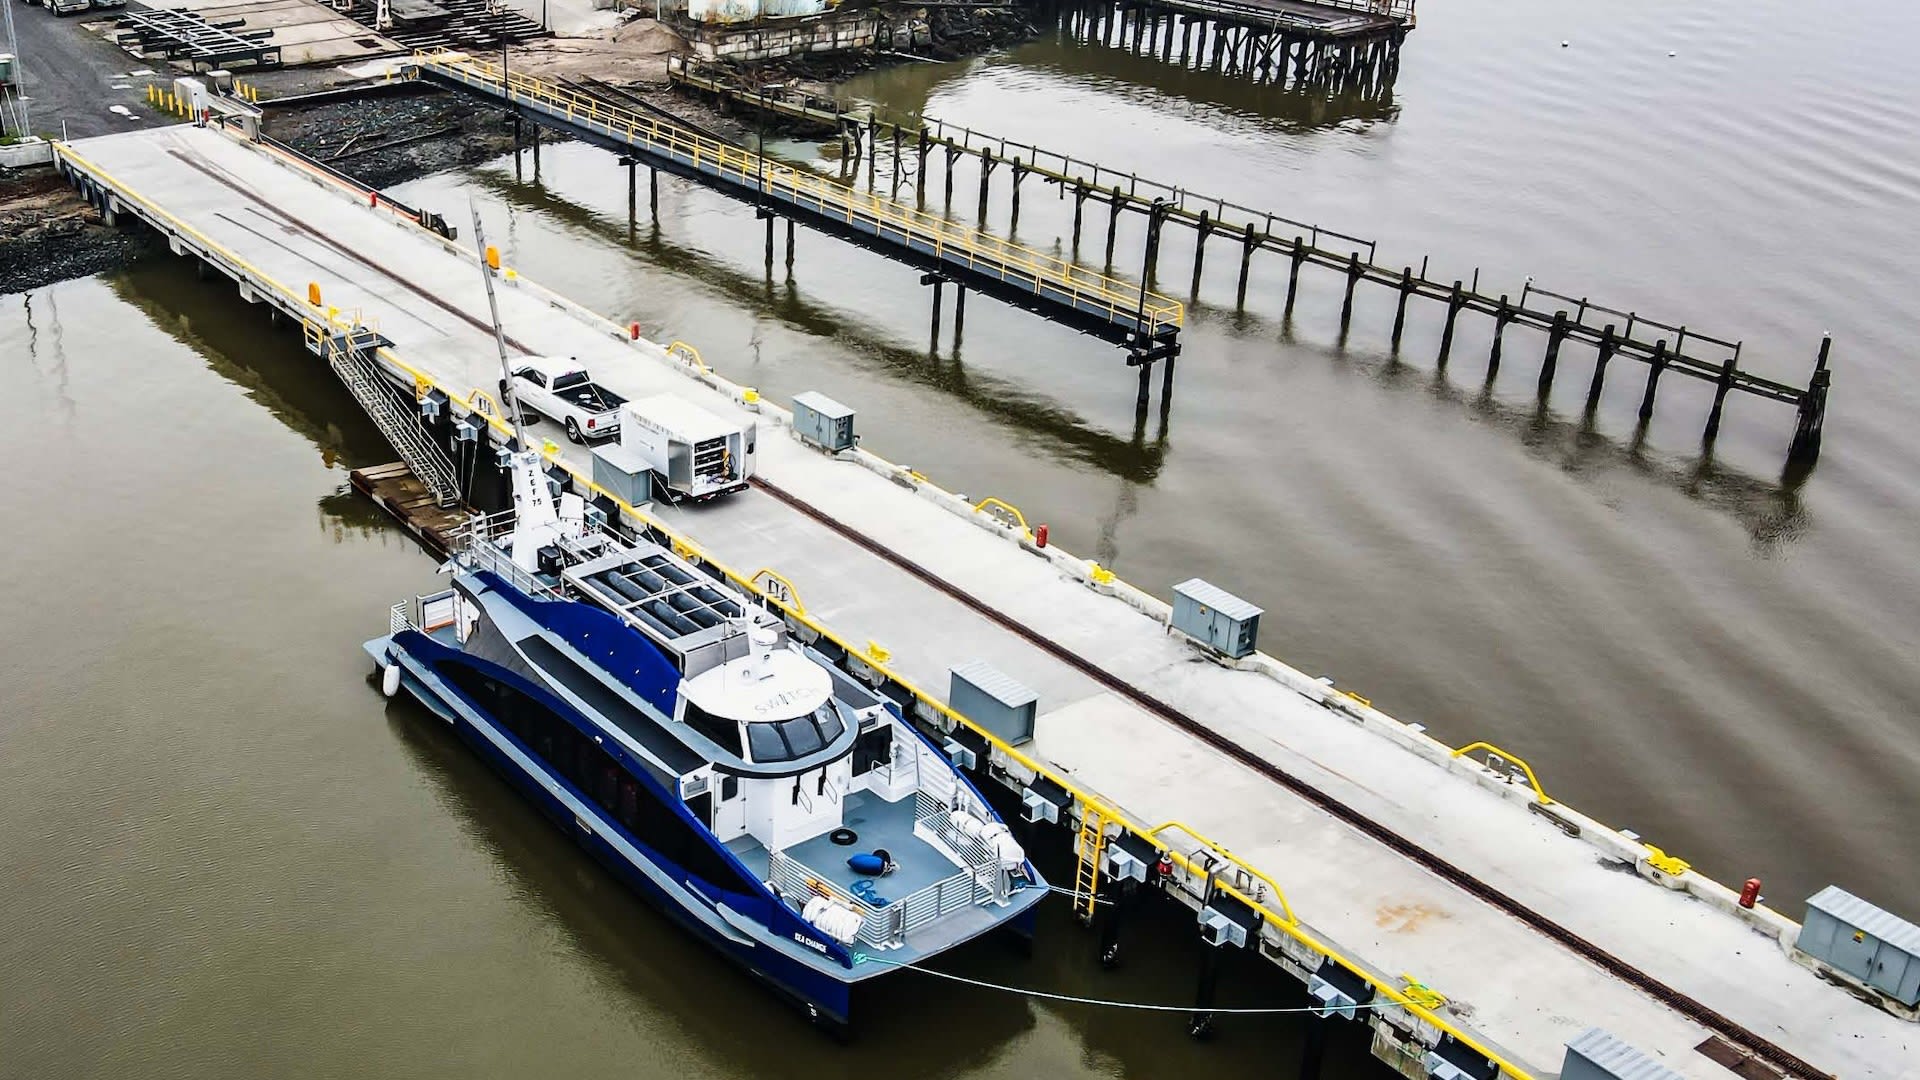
[318,326,462,508]
[1073,803,1116,923]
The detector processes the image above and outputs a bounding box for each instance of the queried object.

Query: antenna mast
[468,201,528,450]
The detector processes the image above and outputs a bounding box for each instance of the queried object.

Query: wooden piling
[1638,340,1669,420]
[1703,353,1737,439]
[1236,225,1258,307]
[1489,295,1511,373]
[1438,281,1464,367]
[1586,324,1616,410]
[977,148,994,224]
[1391,266,1412,347]
[1340,251,1362,328]
[1105,187,1124,266]
[1010,158,1025,233]
[1190,210,1212,295]
[1285,236,1306,313]
[1789,336,1832,459]
[1539,310,1568,396]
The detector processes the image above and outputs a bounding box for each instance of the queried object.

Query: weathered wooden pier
[669,61,1832,460]
[1047,0,1412,88]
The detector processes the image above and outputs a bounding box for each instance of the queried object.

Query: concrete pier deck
[54,121,1914,1080]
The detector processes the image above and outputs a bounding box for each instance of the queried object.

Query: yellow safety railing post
[1451,741,1553,805]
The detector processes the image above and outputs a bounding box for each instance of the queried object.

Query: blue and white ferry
[364,445,1046,1032]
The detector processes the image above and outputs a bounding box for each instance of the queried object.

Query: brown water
[6,0,1920,1072]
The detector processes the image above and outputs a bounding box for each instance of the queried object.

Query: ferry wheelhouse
[363,449,1046,1030]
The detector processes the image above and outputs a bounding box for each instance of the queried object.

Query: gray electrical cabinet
[1796,886,1920,1006]
[591,442,653,508]
[792,391,856,453]
[1171,578,1263,659]
[948,660,1037,747]
[1560,1028,1683,1080]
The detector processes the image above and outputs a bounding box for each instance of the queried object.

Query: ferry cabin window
[436,662,745,891]
[682,702,744,757]
[744,706,845,764]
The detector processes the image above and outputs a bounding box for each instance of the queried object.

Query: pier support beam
[1285,236,1306,314]
[1236,225,1259,307]
[1587,324,1617,411]
[1339,251,1362,329]
[1438,281,1465,367]
[977,148,996,225]
[785,218,796,272]
[1488,295,1511,375]
[1540,309,1568,396]
[1789,336,1831,460]
[1189,210,1211,296]
[1638,339,1669,420]
[1704,353,1737,441]
[1390,266,1413,348]
[1010,158,1026,234]
[1105,187,1124,267]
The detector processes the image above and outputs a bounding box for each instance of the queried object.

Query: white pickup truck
[499,356,626,443]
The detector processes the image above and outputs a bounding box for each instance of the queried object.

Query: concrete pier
[54,121,1913,1080]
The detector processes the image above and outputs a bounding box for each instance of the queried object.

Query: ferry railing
[410,52,1184,339]
[390,601,415,635]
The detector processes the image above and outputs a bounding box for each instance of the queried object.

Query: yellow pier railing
[409,52,1184,341]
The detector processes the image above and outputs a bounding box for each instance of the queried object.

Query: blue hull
[370,637,858,1027]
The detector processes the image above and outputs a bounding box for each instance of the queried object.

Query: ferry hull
[368,635,858,1029]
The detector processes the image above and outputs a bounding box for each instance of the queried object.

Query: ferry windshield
[744,705,845,764]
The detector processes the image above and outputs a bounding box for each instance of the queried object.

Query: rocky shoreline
[0,170,153,297]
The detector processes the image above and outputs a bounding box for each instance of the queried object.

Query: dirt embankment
[0,169,152,296]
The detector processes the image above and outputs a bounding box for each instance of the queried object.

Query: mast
[470,201,528,450]
[469,202,559,573]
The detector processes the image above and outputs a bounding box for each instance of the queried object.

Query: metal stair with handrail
[321,325,462,508]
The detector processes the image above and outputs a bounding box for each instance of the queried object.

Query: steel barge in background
[363,444,1045,1032]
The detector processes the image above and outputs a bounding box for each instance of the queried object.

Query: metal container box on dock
[1559,1028,1683,1080]
[948,660,1037,746]
[1171,579,1262,659]
[591,442,653,508]
[1795,886,1920,1006]
[791,391,855,453]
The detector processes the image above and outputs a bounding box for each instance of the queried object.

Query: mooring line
[852,953,1396,1015]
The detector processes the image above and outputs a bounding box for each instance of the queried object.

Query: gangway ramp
[53,121,1915,1080]
[406,52,1185,355]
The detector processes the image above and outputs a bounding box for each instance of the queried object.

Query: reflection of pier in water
[466,167,1172,484]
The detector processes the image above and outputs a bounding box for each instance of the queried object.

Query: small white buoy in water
[382,662,403,698]
[1668,50,1677,57]
[1561,40,1569,48]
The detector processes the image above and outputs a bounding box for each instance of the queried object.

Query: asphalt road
[4,2,167,140]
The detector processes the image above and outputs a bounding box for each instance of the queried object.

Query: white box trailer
[620,394,755,501]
